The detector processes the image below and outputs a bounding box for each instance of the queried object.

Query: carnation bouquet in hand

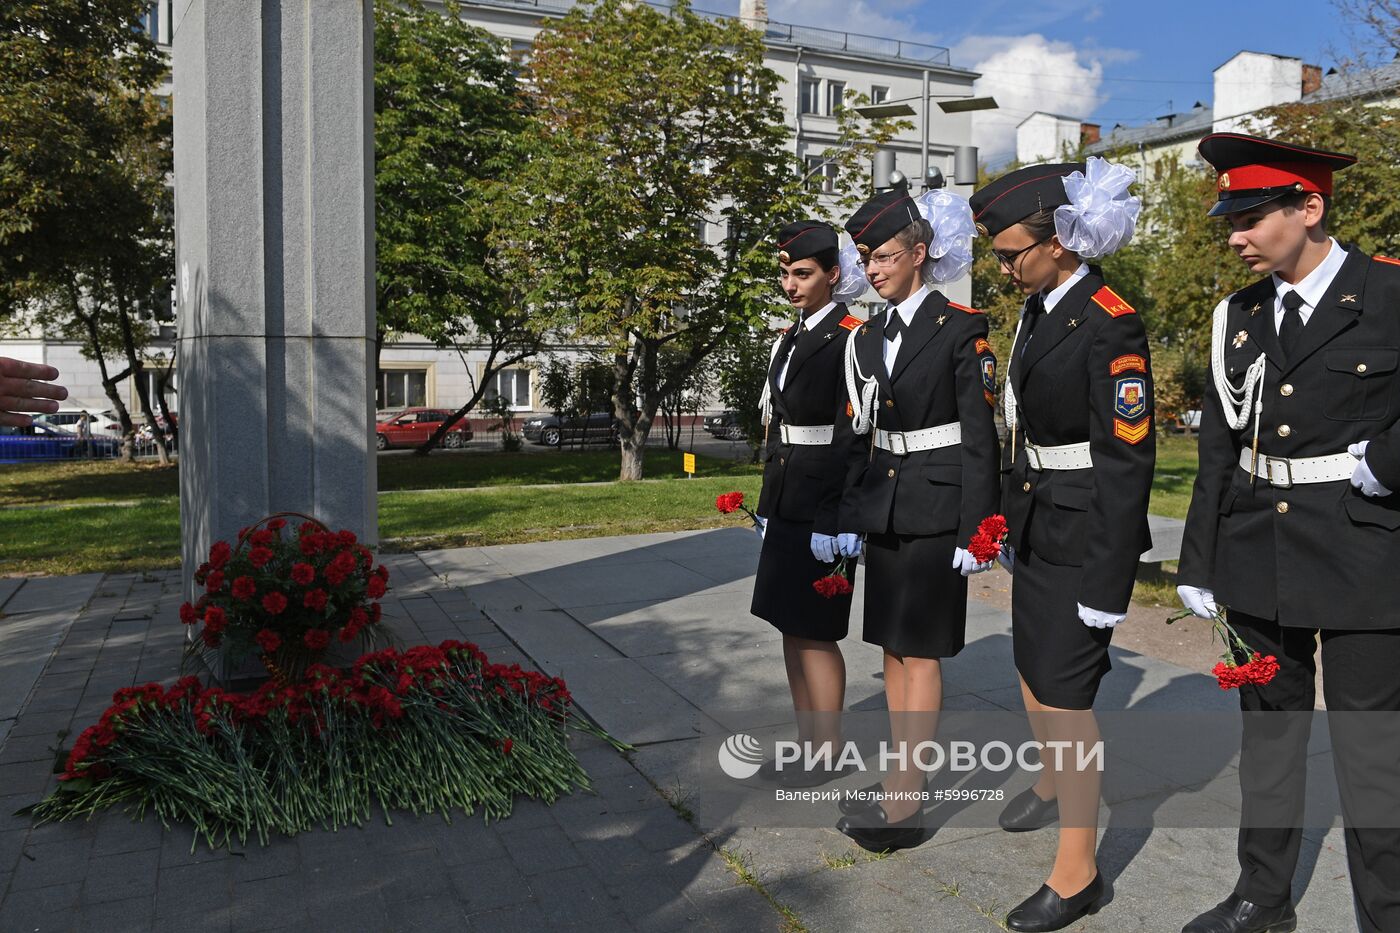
[181,513,392,683]
[715,491,763,533]
[812,558,854,599]
[968,514,1009,564]
[1167,605,1279,690]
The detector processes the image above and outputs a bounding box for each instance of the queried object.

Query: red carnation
[813,573,854,599]
[291,562,316,586]
[250,529,276,547]
[968,513,1010,564]
[303,588,329,612]
[1213,653,1280,690]
[304,629,331,651]
[249,546,275,569]
[299,534,322,556]
[370,601,383,623]
[367,575,387,599]
[715,491,745,514]
[261,591,289,615]
[256,629,282,653]
[337,530,358,547]
[501,738,514,756]
[209,540,232,568]
[205,570,226,593]
[231,576,257,600]
[267,518,287,531]
[204,605,228,633]
[179,602,198,625]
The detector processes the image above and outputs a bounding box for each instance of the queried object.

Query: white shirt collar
[892,286,929,324]
[1272,238,1346,311]
[799,302,838,332]
[1042,263,1091,314]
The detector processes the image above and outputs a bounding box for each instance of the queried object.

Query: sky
[703,0,1373,164]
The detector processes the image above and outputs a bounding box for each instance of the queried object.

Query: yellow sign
[683,452,696,476]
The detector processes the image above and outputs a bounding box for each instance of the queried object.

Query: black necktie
[1020,293,1045,357]
[883,308,904,340]
[1279,289,1305,361]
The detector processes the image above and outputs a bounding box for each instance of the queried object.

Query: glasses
[992,237,1049,270]
[860,248,909,268]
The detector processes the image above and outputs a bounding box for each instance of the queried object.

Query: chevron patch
[839,315,863,331]
[1091,285,1136,317]
[1110,354,1146,375]
[984,390,996,407]
[975,338,991,354]
[1114,417,1150,445]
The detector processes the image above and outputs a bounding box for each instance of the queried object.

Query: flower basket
[181,513,393,686]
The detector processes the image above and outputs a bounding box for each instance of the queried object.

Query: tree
[716,326,772,464]
[497,0,811,481]
[374,0,538,455]
[0,1,175,462]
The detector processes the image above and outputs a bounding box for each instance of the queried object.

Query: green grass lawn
[1,434,1200,577]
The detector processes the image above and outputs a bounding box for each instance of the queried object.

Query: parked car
[704,410,746,440]
[522,412,620,447]
[33,403,123,435]
[0,422,122,461]
[374,408,473,450]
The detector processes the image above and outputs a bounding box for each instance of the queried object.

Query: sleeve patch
[1091,285,1136,317]
[1376,256,1400,268]
[1110,354,1146,375]
[838,315,863,331]
[975,338,991,354]
[1114,376,1148,419]
[981,357,997,392]
[984,390,997,408]
[947,301,982,315]
[1114,417,1150,445]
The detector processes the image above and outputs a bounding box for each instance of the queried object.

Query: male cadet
[1177,133,1400,933]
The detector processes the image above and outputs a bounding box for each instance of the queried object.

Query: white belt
[1237,449,1356,488]
[874,422,961,456]
[1024,441,1093,471]
[779,423,834,445]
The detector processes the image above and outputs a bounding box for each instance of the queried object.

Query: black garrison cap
[969,162,1082,237]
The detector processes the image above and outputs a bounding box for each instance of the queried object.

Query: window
[725,72,744,95]
[827,81,846,115]
[136,366,177,414]
[486,368,531,410]
[804,155,837,194]
[693,219,708,244]
[379,369,427,410]
[871,85,889,104]
[799,79,820,115]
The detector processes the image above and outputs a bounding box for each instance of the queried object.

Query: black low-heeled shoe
[836,777,928,816]
[1181,893,1297,933]
[1005,873,1105,932]
[834,805,925,852]
[998,786,1059,832]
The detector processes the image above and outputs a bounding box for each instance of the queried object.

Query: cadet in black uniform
[1178,134,1400,933]
[751,220,865,787]
[832,187,1000,851]
[971,159,1154,932]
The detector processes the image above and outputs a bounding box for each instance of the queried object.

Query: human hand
[810,533,837,563]
[1349,441,1393,497]
[1078,603,1126,629]
[952,546,993,576]
[0,358,67,427]
[1176,585,1218,619]
[836,533,862,558]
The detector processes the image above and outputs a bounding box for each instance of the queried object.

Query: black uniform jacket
[1002,269,1156,614]
[1179,249,1400,629]
[836,289,1000,543]
[756,305,865,536]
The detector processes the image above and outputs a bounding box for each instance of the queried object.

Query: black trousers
[1230,612,1400,932]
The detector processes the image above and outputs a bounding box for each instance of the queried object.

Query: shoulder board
[1375,256,1400,268]
[946,301,981,315]
[1090,285,1135,317]
[838,315,862,331]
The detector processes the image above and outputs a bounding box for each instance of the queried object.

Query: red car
[375,408,473,450]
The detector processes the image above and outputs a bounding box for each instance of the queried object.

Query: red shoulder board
[1376,256,1400,268]
[947,301,982,315]
[838,315,862,331]
[1091,285,1135,317]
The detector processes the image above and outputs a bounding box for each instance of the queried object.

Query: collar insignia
[1232,330,1249,349]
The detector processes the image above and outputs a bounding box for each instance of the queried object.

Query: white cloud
[956,34,1106,166]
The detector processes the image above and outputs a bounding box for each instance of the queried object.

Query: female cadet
[969,158,1154,931]
[831,187,1001,851]
[751,220,868,787]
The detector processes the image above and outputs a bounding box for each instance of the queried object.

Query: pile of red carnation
[35,641,613,849]
[181,517,390,681]
[812,571,853,599]
[968,514,1009,565]
[1212,652,1281,690]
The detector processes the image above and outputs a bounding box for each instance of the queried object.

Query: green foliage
[716,326,774,462]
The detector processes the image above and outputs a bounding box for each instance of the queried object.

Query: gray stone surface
[172,0,377,605]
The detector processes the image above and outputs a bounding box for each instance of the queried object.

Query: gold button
[779,457,785,465]
[887,468,896,478]
[1022,482,1032,492]
[885,399,894,408]
[1358,363,1369,373]
[1277,501,1289,514]
[1277,425,1291,437]
[1280,384,1294,397]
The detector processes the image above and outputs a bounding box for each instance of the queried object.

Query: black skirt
[861,529,966,659]
[1011,546,1112,710]
[750,515,855,641]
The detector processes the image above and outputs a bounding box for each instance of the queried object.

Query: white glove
[1078,603,1126,629]
[1349,441,1394,497]
[1177,585,1218,619]
[810,533,837,563]
[952,547,993,577]
[755,517,768,540]
[997,544,1014,575]
[836,533,862,558]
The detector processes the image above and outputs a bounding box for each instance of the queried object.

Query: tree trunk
[72,284,137,462]
[153,355,178,450]
[619,433,645,480]
[114,283,169,465]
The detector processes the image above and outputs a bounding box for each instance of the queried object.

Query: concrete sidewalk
[0,529,1357,932]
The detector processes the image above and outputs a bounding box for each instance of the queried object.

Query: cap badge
[856,243,871,258]
[1219,172,1230,191]
[778,249,791,263]
[975,222,989,237]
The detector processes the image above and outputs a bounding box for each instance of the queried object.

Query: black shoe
[1006,873,1105,932]
[837,777,928,816]
[835,805,925,852]
[999,786,1059,832]
[1182,894,1297,933]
